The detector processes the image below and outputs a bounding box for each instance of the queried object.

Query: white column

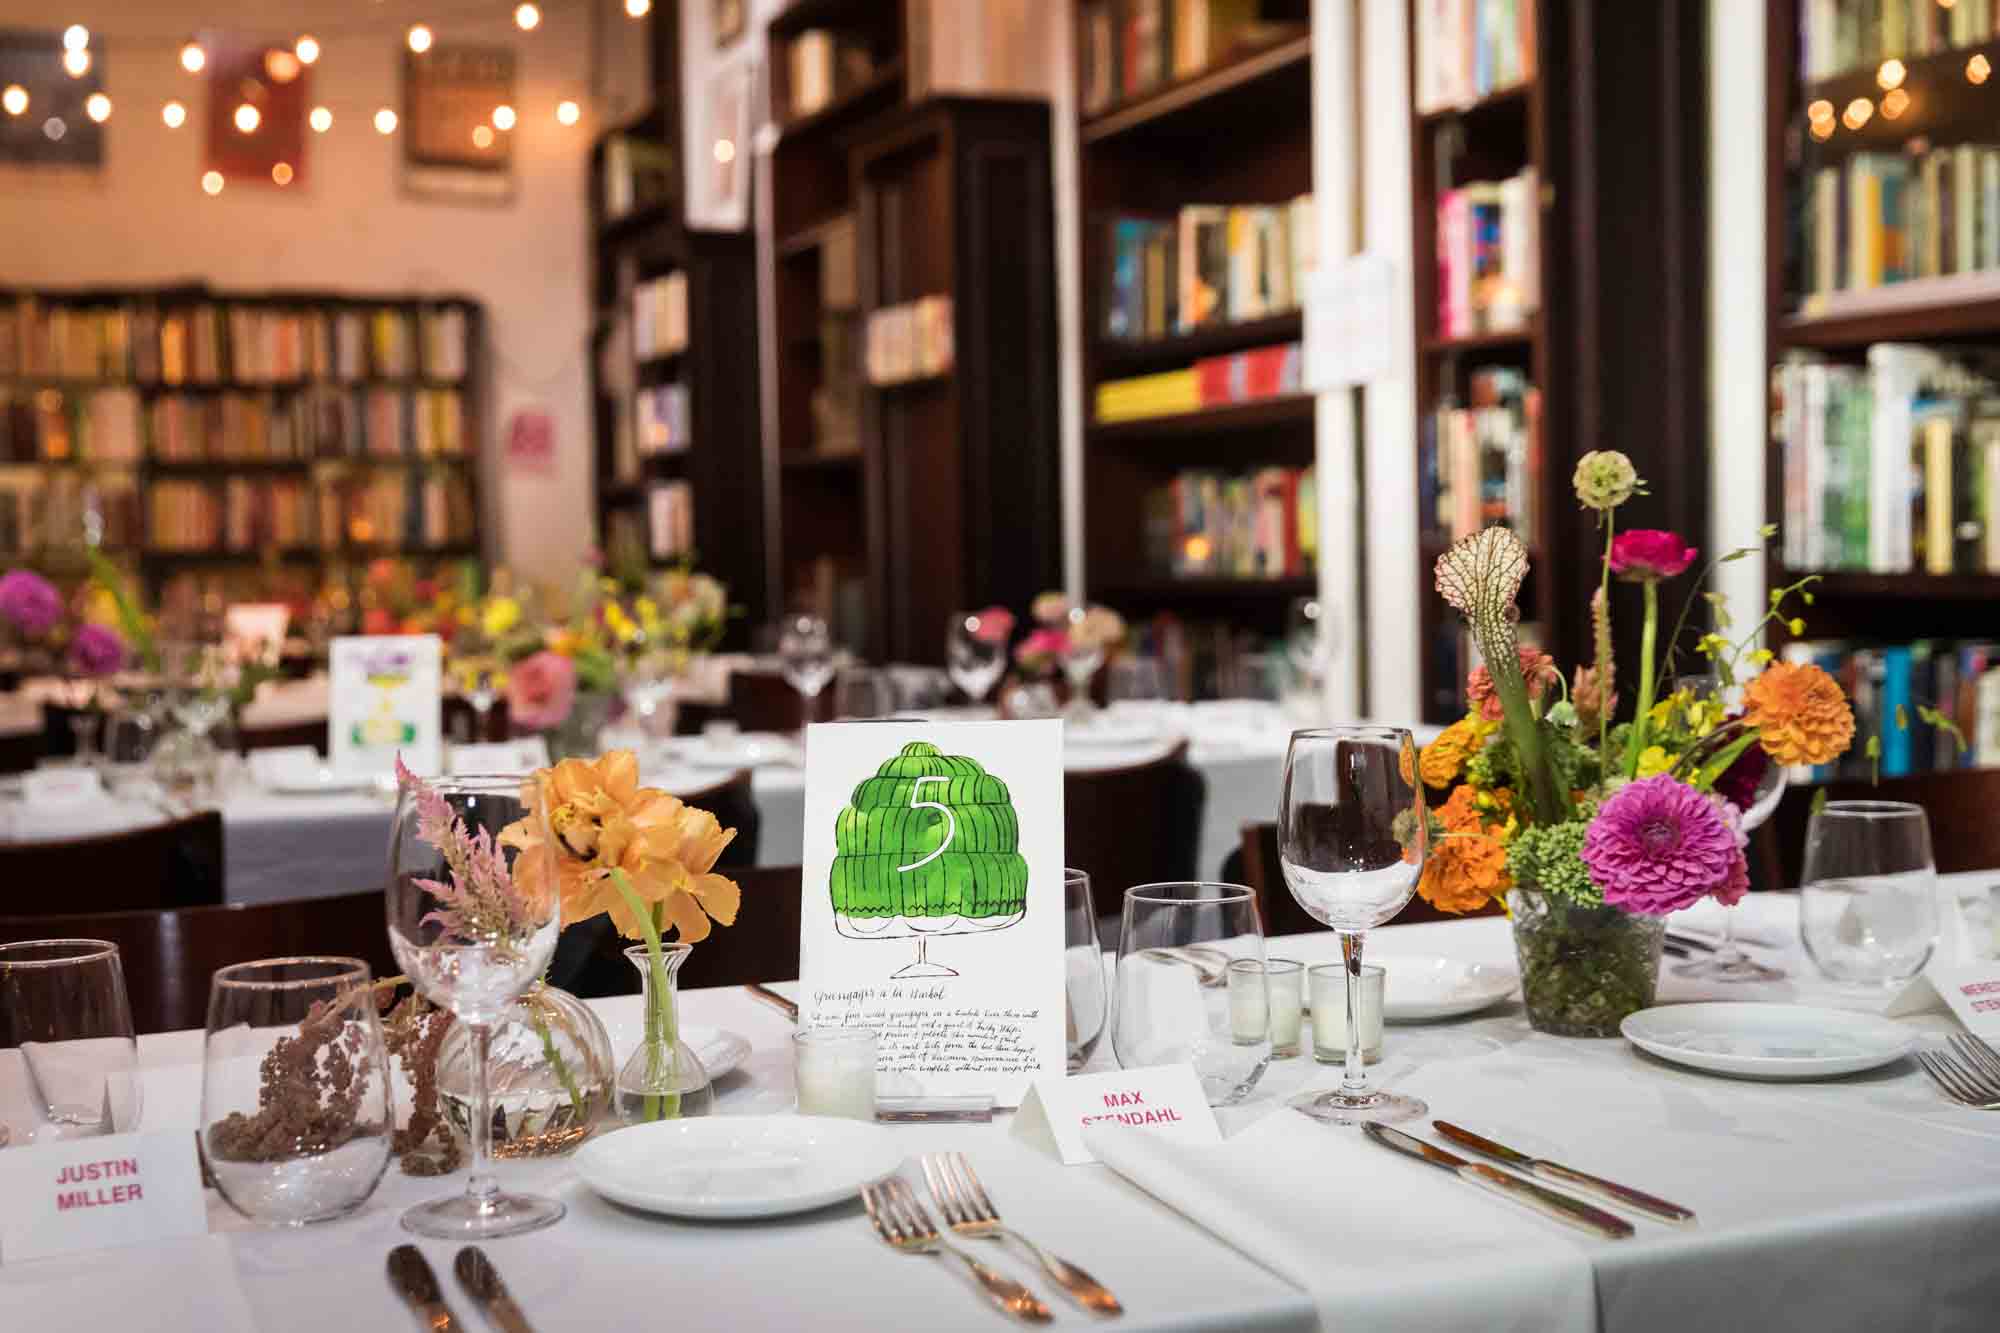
[1048,8,1086,598]
[1314,0,1363,718]
[1709,0,1768,620]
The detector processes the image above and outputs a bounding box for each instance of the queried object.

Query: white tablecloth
[4,894,1999,1331]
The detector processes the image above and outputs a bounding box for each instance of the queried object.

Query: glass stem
[1340,932,1368,1098]
[466,1022,497,1208]
[1715,904,1742,964]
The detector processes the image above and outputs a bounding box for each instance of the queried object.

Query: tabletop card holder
[327,635,443,781]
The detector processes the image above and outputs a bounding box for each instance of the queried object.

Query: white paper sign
[1302,253,1396,392]
[1016,1065,1222,1165]
[798,720,1065,1106]
[447,737,551,776]
[0,1131,206,1264]
[328,635,442,779]
[1886,887,1979,1020]
[20,768,104,808]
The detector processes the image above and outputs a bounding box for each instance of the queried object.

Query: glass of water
[778,615,836,710]
[946,611,1008,706]
[1111,882,1269,1105]
[1800,800,1940,988]
[1064,869,1108,1070]
[0,940,142,1141]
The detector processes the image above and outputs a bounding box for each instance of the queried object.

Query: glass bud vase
[436,981,615,1157]
[616,942,714,1124]
[1508,886,1666,1037]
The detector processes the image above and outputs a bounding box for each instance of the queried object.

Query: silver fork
[1948,1032,2000,1085]
[1915,1049,2000,1109]
[923,1151,1124,1316]
[861,1177,1053,1324]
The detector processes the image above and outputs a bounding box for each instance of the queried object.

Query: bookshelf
[1074,1,1317,645]
[0,284,485,608]
[1762,0,2000,776]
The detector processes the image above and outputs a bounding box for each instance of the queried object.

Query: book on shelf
[1781,637,2000,779]
[1774,344,2000,574]
[603,135,678,221]
[0,386,142,463]
[1802,147,2000,303]
[648,481,694,561]
[1102,197,1314,342]
[1436,169,1540,338]
[1798,0,1999,82]
[863,296,954,386]
[0,471,141,557]
[1419,366,1542,548]
[1090,0,1297,108]
[1095,340,1303,423]
[633,273,689,361]
[636,383,691,456]
[1140,464,1317,580]
[786,29,879,119]
[1080,0,1120,113]
[1414,0,1536,114]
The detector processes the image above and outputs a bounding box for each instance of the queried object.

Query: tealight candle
[1226,959,1268,1044]
[1309,962,1384,1064]
[1264,959,1304,1058]
[793,1026,877,1120]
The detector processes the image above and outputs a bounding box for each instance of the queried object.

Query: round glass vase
[616,943,714,1124]
[1507,886,1666,1038]
[543,690,617,761]
[436,981,615,1158]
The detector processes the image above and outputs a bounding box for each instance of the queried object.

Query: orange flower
[1436,784,1488,833]
[1744,661,1855,768]
[1419,717,1486,789]
[1416,834,1509,913]
[501,750,741,942]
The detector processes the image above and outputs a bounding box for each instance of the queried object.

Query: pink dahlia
[1609,530,1698,582]
[1582,774,1746,915]
[67,623,126,677]
[0,569,62,636]
[507,650,578,731]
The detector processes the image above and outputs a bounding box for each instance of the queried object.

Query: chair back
[443,695,511,744]
[1769,769,2000,883]
[676,865,804,991]
[1235,820,1503,935]
[1066,742,1206,920]
[0,728,37,774]
[0,889,396,1034]
[237,718,328,755]
[1,811,225,913]
[725,669,828,733]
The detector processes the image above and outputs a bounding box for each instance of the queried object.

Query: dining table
[4,889,1997,1333]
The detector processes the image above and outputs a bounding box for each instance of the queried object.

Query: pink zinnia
[1465,646,1556,722]
[1582,774,1746,915]
[0,569,62,636]
[1609,530,1698,582]
[968,606,1015,644]
[67,623,126,677]
[508,650,577,730]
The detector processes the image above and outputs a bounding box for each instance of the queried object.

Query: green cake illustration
[830,741,1029,978]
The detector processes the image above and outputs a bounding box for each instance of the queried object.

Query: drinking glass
[1111,882,1269,1105]
[1671,674,1789,982]
[946,611,1008,705]
[778,614,836,707]
[388,773,564,1237]
[1064,869,1109,1071]
[1061,606,1105,719]
[1106,656,1170,705]
[1285,597,1332,687]
[0,940,142,1139]
[1278,726,1426,1125]
[833,667,894,719]
[200,957,393,1225]
[1800,801,1941,988]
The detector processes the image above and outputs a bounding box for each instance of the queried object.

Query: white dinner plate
[1620,1002,1917,1080]
[1373,954,1518,1021]
[573,1114,904,1219]
[265,769,385,796]
[686,732,796,769]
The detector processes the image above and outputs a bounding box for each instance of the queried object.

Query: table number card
[1015,1065,1222,1165]
[798,720,1065,1106]
[0,1132,206,1264]
[328,635,443,780]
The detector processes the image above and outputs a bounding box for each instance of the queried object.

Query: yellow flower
[603,602,638,643]
[481,596,521,638]
[501,750,741,942]
[1636,745,1673,778]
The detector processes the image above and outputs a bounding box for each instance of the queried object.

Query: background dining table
[3,891,1997,1332]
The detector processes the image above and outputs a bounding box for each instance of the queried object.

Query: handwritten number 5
[896,776,957,873]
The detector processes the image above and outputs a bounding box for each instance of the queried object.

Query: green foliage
[1918,705,1967,756]
[1507,819,1598,907]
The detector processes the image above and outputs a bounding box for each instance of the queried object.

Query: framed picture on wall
[402,44,515,204]
[713,0,746,48]
[0,29,105,170]
[204,34,312,189]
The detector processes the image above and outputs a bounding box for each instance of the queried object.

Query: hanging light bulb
[374,107,399,134]
[309,106,332,133]
[201,170,224,196]
[234,103,261,134]
[407,25,433,54]
[626,0,651,16]
[556,100,581,126]
[162,100,186,128]
[515,4,541,31]
[62,25,88,52]
[180,40,206,74]
[295,35,320,65]
[491,104,516,131]
[1,85,26,117]
[62,48,91,78]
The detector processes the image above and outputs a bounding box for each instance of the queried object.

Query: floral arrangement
[1012,591,1125,677]
[0,565,132,679]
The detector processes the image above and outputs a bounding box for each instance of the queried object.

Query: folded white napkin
[0,1234,256,1333]
[238,676,329,729]
[1084,1106,1597,1333]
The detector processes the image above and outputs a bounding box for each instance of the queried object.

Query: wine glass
[1111,882,1270,1105]
[833,667,894,719]
[1671,674,1789,983]
[1064,869,1109,1071]
[1800,800,1940,988]
[778,614,835,711]
[1285,596,1332,686]
[946,611,1007,706]
[1106,655,1169,705]
[1060,606,1105,718]
[1278,726,1427,1125]
[0,940,142,1142]
[387,772,564,1238]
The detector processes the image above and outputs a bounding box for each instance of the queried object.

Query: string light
[43,117,64,141]
[1842,96,1873,130]
[162,100,186,128]
[85,93,110,123]
[272,162,294,186]
[556,100,581,125]
[201,170,224,196]
[472,124,494,148]
[407,25,433,54]
[309,106,332,133]
[62,48,90,78]
[180,40,205,73]
[1810,117,1835,142]
[1882,87,1911,119]
[265,49,302,83]
[295,35,320,65]
[1970,54,1992,85]
[374,107,398,134]
[1,86,25,117]
[713,138,735,164]
[491,104,516,131]
[515,4,541,31]
[62,25,88,52]
[234,103,261,134]
[1806,98,1834,125]
[1878,59,1906,90]
[626,0,651,16]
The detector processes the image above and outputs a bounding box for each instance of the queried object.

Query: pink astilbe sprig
[396,756,538,943]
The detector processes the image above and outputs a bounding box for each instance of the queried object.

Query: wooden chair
[0,727,38,774]
[237,717,327,755]
[1065,742,1206,922]
[1232,821,1504,937]
[442,695,510,744]
[0,889,396,1034]
[0,812,225,913]
[725,669,828,734]
[1768,769,2000,886]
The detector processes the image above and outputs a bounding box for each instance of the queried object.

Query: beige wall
[0,0,623,586]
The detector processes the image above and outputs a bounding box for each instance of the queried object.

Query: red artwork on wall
[202,33,310,188]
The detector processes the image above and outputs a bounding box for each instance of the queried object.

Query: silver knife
[1361,1124,1634,1240]
[745,982,799,1021]
[388,1244,463,1331]
[1433,1121,1696,1226]
[455,1246,536,1333]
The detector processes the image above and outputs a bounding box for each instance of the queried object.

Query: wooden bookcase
[1074,13,1317,643]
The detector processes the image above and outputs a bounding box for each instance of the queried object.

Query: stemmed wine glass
[1278,726,1428,1126]
[1060,606,1105,719]
[778,614,835,717]
[387,772,563,1238]
[946,611,1007,707]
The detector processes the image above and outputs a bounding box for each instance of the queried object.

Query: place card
[1014,1065,1221,1166]
[447,737,551,776]
[0,1132,206,1265]
[20,768,104,808]
[1930,965,2000,1039]
[328,635,443,780]
[797,720,1065,1107]
[1886,887,1987,1027]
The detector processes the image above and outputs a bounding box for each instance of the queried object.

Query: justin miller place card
[0,1132,206,1264]
[798,720,1066,1106]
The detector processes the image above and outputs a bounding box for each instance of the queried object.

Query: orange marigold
[1416,834,1509,913]
[1436,783,1487,832]
[1419,717,1485,789]
[1744,661,1855,768]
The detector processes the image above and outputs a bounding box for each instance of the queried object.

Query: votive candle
[1264,959,1304,1058]
[1309,962,1384,1063]
[1226,958,1268,1044]
[794,1026,878,1119]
